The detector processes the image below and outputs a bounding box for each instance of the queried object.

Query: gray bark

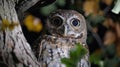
[16,0,42,13]
[0,0,41,67]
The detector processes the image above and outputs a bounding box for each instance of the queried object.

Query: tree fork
[0,0,41,67]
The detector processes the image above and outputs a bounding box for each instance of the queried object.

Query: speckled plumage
[38,10,90,67]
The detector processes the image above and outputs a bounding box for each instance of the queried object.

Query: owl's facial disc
[49,16,65,36]
[64,24,82,38]
[62,18,82,38]
[50,16,63,27]
[70,18,80,27]
[47,10,86,39]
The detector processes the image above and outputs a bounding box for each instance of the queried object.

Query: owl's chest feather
[39,36,81,67]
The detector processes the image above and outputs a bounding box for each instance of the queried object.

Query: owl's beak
[64,25,68,36]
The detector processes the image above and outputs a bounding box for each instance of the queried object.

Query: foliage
[40,4,57,16]
[90,50,102,66]
[86,14,105,27]
[61,43,87,67]
[40,0,66,16]
[24,15,43,32]
[56,0,66,6]
[90,44,120,67]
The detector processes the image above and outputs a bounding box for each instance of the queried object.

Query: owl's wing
[38,42,42,57]
[78,59,90,67]
[38,39,45,61]
[30,36,43,57]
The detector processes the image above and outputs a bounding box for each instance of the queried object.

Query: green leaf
[87,14,105,27]
[104,56,120,67]
[93,16,105,24]
[90,53,102,65]
[105,44,116,56]
[61,43,87,67]
[40,4,57,16]
[56,0,66,6]
[61,58,76,67]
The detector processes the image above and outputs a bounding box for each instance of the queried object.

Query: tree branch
[87,22,107,56]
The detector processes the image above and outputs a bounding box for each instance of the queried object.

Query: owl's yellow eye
[51,17,63,27]
[71,19,80,27]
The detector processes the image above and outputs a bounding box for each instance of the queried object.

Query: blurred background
[22,0,120,67]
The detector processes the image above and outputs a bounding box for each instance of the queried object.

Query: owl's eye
[71,19,80,26]
[51,17,63,27]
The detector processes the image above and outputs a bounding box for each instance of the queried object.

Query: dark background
[22,0,120,67]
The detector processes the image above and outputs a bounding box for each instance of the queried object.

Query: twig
[87,22,107,57]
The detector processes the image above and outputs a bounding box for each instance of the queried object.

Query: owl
[38,10,90,67]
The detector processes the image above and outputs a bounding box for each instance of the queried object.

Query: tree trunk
[0,0,41,67]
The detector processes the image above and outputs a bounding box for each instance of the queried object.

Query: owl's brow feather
[49,10,78,19]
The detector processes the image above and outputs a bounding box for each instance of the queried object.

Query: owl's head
[46,10,87,41]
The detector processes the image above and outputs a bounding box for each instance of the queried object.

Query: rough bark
[15,0,56,21]
[0,0,41,67]
[16,0,42,21]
